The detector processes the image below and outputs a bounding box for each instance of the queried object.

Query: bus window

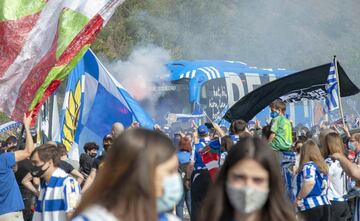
[199,78,228,121]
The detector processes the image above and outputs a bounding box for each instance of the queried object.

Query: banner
[0,0,124,122]
[0,121,22,135]
[225,62,360,122]
[60,50,154,160]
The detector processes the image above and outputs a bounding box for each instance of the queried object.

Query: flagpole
[334,55,346,126]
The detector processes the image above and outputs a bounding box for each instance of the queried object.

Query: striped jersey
[280,151,296,203]
[325,157,347,201]
[71,205,181,221]
[295,161,330,211]
[230,135,239,143]
[33,168,81,221]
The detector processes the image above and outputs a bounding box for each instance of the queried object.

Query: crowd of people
[1,99,360,221]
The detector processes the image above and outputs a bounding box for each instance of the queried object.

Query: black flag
[224,62,360,122]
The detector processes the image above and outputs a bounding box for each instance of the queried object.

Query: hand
[343,124,351,137]
[320,121,326,129]
[154,124,161,131]
[185,180,191,190]
[130,121,139,128]
[255,120,261,129]
[293,199,300,208]
[331,153,343,161]
[5,130,16,137]
[23,111,34,129]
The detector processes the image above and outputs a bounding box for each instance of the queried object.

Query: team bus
[149,60,315,128]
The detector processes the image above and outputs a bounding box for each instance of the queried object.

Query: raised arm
[332,153,360,180]
[212,122,226,137]
[15,112,34,162]
[22,173,40,196]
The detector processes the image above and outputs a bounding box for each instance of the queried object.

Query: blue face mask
[157,174,183,213]
[348,142,357,151]
[270,111,279,118]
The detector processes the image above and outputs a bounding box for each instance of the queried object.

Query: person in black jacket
[79,142,99,180]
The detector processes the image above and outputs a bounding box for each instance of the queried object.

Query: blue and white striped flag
[325,58,339,112]
[60,50,154,160]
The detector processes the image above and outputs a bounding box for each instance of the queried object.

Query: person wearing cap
[186,125,211,221]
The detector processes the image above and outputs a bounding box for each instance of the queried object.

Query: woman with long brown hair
[198,137,296,221]
[295,140,330,221]
[71,128,183,221]
[176,136,193,219]
[323,132,350,220]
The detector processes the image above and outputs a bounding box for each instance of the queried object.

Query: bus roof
[166,60,292,82]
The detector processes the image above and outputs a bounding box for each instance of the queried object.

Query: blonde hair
[324,132,344,156]
[298,140,328,175]
[318,128,335,157]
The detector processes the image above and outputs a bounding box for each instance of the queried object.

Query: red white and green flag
[200,146,220,181]
[0,0,124,122]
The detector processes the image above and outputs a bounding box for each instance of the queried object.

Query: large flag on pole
[0,0,124,122]
[325,58,339,112]
[60,50,154,159]
[225,62,359,122]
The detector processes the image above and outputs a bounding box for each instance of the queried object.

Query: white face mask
[157,174,183,213]
[226,184,269,214]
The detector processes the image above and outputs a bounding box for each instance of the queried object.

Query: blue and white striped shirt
[32,168,81,221]
[281,151,296,203]
[230,135,239,143]
[295,161,330,211]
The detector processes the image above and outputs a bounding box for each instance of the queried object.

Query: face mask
[157,174,183,213]
[226,184,269,214]
[31,163,49,178]
[348,142,357,151]
[270,111,279,118]
[89,153,97,158]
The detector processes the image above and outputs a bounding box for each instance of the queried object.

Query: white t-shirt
[325,157,348,201]
[71,205,181,221]
[71,205,118,221]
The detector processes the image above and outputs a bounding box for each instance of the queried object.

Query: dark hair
[84,142,99,152]
[6,136,17,146]
[0,140,6,148]
[221,135,234,152]
[74,128,176,221]
[30,144,61,167]
[262,125,272,140]
[198,137,296,221]
[232,119,247,134]
[179,137,192,152]
[293,140,304,154]
[270,99,286,113]
[297,135,308,142]
[294,139,304,147]
[57,143,68,157]
[103,135,112,142]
